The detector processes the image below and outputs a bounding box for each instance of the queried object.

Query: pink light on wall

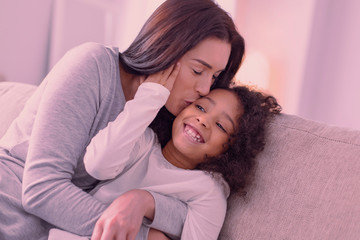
[235,50,270,91]
[234,0,315,115]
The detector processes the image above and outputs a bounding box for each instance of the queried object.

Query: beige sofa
[1,81,359,239]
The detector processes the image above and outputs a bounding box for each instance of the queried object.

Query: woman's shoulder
[63,42,121,93]
[65,42,119,63]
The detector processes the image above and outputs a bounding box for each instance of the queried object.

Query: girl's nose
[196,116,208,128]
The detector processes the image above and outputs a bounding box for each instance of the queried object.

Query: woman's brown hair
[120,0,245,88]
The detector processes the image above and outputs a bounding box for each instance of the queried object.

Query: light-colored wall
[1,0,359,130]
[0,0,53,85]
[234,0,360,130]
[299,0,360,130]
[234,0,315,116]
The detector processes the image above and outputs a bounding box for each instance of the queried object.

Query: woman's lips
[184,101,193,107]
[183,124,204,143]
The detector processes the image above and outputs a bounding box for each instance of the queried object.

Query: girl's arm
[84,82,169,180]
[181,176,229,240]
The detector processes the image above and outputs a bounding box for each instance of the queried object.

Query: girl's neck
[162,140,195,170]
[119,64,143,101]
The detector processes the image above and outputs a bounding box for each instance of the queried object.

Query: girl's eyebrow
[202,96,235,130]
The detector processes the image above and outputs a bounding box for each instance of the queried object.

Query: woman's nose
[195,76,212,96]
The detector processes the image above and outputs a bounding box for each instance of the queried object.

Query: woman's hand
[144,63,181,91]
[91,189,155,240]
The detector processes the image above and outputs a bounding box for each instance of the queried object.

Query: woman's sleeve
[145,193,188,240]
[84,82,169,180]
[22,43,116,235]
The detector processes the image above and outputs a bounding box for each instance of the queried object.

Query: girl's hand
[91,189,155,240]
[144,63,180,91]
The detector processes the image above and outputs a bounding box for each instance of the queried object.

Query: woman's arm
[22,43,112,235]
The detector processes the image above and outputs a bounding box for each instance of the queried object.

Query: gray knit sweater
[0,42,185,239]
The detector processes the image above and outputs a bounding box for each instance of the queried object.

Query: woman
[0,0,244,239]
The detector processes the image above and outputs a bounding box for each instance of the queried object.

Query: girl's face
[168,89,242,169]
[165,37,231,116]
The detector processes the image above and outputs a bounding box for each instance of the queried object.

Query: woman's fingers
[91,216,131,240]
[101,224,127,240]
[91,221,103,240]
[90,189,152,240]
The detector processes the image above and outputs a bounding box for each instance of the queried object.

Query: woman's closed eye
[193,69,202,75]
[193,69,220,85]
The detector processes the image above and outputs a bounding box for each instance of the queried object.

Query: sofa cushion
[219,114,360,239]
[0,82,36,138]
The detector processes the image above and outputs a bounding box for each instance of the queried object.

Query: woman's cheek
[165,96,181,116]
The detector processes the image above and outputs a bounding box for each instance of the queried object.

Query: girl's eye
[216,122,227,133]
[195,104,205,112]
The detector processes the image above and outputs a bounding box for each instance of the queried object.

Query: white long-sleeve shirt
[85,82,229,240]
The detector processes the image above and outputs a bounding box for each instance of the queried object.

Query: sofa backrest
[220,113,360,239]
[2,82,359,239]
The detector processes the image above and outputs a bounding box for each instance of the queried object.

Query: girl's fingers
[163,62,180,91]
[143,63,181,91]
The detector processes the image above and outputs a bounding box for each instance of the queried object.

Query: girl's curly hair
[197,85,281,196]
[150,85,281,196]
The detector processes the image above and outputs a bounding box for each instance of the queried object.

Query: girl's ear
[222,138,233,152]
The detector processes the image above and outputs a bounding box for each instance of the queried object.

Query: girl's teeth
[185,127,202,142]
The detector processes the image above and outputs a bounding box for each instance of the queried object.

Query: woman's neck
[119,64,143,101]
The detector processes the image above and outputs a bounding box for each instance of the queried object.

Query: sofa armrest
[0,82,36,138]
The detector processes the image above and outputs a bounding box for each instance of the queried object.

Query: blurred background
[1,0,359,130]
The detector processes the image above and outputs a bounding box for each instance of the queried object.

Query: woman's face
[169,89,242,169]
[165,37,231,116]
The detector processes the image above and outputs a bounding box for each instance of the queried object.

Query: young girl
[49,78,281,240]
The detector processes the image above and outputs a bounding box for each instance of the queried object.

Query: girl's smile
[183,124,205,144]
